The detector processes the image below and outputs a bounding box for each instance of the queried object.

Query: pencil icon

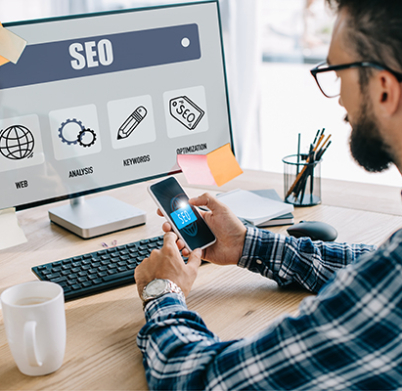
[117,106,147,140]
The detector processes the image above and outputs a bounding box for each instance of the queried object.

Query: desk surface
[1,170,401,390]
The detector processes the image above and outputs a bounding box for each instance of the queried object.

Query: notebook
[216,189,294,226]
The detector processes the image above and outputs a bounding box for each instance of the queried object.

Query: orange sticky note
[177,143,243,186]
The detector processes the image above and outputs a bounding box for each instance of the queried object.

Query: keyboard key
[72,284,81,290]
[53,276,67,283]
[82,281,92,287]
[48,273,61,279]
[103,270,133,282]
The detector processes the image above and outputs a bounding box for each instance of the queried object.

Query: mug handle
[24,321,43,367]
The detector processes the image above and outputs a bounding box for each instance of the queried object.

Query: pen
[117,106,147,140]
[317,140,332,161]
[297,133,301,176]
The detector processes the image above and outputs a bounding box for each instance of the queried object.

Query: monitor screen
[0,0,232,212]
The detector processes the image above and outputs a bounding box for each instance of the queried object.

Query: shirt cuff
[143,292,188,322]
[237,227,276,278]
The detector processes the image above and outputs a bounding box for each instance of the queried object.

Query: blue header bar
[0,23,201,89]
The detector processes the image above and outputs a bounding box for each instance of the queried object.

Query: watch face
[146,279,167,296]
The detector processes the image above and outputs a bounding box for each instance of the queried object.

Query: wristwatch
[141,279,184,308]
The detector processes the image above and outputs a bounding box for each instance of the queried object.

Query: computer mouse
[287,221,338,242]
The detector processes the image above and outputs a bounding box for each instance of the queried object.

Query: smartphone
[148,177,216,251]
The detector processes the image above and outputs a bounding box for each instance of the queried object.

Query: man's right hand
[159,193,247,266]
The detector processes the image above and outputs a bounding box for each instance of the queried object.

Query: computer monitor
[0,0,233,238]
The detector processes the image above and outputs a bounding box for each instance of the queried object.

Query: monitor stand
[48,196,147,239]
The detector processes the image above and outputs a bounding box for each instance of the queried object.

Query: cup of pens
[283,129,331,207]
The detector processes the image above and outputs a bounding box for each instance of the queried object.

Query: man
[135,0,402,389]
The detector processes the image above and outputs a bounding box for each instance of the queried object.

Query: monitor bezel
[1,0,234,211]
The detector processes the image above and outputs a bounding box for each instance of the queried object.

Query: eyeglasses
[310,61,402,98]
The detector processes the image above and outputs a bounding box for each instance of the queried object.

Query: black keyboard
[32,235,164,301]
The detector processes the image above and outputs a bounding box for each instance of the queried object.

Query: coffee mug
[1,281,66,376]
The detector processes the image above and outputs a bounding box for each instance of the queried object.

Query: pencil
[286,137,324,198]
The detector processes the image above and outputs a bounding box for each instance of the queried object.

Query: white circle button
[181,37,190,48]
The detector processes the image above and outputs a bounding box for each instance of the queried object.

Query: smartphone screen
[148,177,216,251]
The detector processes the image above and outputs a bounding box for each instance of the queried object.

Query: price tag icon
[169,96,205,131]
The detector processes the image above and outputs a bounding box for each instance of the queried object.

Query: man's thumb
[187,248,202,269]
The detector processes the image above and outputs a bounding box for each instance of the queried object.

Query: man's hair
[326,0,402,86]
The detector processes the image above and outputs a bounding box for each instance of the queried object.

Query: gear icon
[77,128,97,147]
[58,118,84,145]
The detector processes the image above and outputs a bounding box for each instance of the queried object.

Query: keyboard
[32,235,164,301]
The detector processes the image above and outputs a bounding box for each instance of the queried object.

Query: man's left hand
[134,231,202,298]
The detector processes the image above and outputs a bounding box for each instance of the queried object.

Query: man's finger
[189,193,224,212]
[187,248,202,270]
[163,231,178,246]
[162,221,173,233]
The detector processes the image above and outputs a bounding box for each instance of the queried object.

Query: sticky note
[0,23,9,66]
[177,143,243,186]
[0,207,27,250]
[0,22,27,64]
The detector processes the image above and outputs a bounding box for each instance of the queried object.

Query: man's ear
[373,70,402,117]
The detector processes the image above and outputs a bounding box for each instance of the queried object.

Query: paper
[217,189,294,225]
[0,22,27,64]
[0,207,27,250]
[177,143,243,186]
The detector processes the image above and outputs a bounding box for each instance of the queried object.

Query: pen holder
[282,154,322,207]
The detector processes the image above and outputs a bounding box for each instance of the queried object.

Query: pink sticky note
[177,143,243,186]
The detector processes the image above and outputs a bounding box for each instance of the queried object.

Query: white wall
[258,62,402,187]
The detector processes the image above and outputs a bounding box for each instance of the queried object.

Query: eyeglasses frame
[310,61,402,98]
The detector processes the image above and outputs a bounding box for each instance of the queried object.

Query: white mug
[1,281,66,376]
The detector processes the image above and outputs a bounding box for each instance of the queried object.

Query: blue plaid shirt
[137,227,402,390]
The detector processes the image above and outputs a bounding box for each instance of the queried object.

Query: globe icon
[0,125,35,160]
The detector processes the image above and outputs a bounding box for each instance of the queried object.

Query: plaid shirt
[137,227,402,390]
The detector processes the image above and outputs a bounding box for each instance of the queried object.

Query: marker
[117,106,147,140]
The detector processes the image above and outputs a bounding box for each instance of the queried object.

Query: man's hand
[159,193,247,266]
[134,231,202,298]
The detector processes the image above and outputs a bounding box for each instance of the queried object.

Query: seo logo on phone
[170,203,197,229]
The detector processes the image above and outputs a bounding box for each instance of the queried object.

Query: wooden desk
[1,170,401,390]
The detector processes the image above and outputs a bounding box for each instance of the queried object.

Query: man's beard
[347,99,394,173]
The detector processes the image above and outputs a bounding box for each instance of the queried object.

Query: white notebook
[217,189,294,226]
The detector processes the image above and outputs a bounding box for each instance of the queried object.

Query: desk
[1,170,401,390]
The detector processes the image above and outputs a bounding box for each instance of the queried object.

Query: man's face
[327,9,394,172]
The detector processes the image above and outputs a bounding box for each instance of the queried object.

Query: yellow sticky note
[0,22,27,64]
[0,207,27,250]
[177,143,243,187]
